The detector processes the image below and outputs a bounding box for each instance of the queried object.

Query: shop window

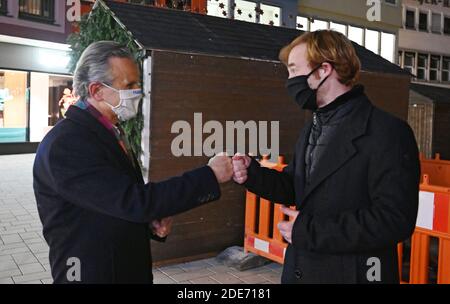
[0,70,28,143]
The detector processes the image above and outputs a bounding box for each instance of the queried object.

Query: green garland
[67,3,145,161]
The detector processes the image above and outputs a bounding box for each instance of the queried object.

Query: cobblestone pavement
[0,154,282,284]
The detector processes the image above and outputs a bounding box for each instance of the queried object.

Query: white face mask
[102,83,143,121]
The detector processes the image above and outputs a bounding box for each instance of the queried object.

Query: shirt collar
[74,100,118,137]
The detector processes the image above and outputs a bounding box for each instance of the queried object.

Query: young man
[232,30,420,284]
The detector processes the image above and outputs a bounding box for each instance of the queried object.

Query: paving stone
[12,252,38,265]
[0,269,21,279]
[0,259,18,272]
[1,234,23,244]
[19,263,46,275]
[209,272,245,284]
[190,277,219,284]
[179,260,210,272]
[41,278,54,284]
[12,271,52,283]
[158,265,186,276]
[0,277,14,284]
[170,269,215,283]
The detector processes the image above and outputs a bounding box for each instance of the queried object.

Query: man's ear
[88,82,104,102]
[321,62,334,78]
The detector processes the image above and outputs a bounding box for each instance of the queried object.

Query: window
[365,29,380,55]
[207,0,228,18]
[260,4,281,26]
[0,70,28,143]
[405,9,415,29]
[419,11,428,31]
[404,52,415,74]
[417,53,428,80]
[0,0,7,15]
[431,13,441,33]
[234,0,257,23]
[297,16,309,31]
[309,19,328,32]
[443,57,450,82]
[430,55,440,81]
[19,0,55,24]
[128,0,156,5]
[398,51,403,66]
[380,32,395,62]
[330,22,346,35]
[445,16,450,35]
[385,0,396,4]
[348,26,364,45]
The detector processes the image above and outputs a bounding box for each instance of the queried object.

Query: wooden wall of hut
[147,50,411,264]
[407,91,434,159]
[433,102,450,160]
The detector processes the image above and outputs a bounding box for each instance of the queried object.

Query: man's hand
[151,217,173,238]
[277,206,300,244]
[208,153,233,184]
[232,153,252,184]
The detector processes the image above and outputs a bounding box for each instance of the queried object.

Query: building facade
[206,0,298,28]
[295,0,403,63]
[398,0,450,86]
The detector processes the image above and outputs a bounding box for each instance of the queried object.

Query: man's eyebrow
[288,63,296,67]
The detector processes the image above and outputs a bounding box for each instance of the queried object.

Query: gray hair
[73,41,135,101]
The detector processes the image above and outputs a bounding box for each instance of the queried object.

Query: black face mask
[286,63,330,111]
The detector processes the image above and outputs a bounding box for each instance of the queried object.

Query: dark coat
[33,105,221,284]
[244,93,420,284]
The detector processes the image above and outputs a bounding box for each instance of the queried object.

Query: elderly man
[232,30,420,284]
[33,41,233,284]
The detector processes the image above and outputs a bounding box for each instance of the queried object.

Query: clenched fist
[232,153,252,184]
[208,153,233,184]
[151,217,173,238]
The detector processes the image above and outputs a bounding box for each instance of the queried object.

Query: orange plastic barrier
[420,153,450,188]
[244,157,450,284]
[399,174,450,284]
[244,156,291,264]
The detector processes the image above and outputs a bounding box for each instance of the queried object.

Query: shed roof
[101,0,409,76]
[410,83,450,104]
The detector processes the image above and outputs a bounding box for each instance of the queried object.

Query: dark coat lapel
[65,106,141,181]
[299,96,374,206]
